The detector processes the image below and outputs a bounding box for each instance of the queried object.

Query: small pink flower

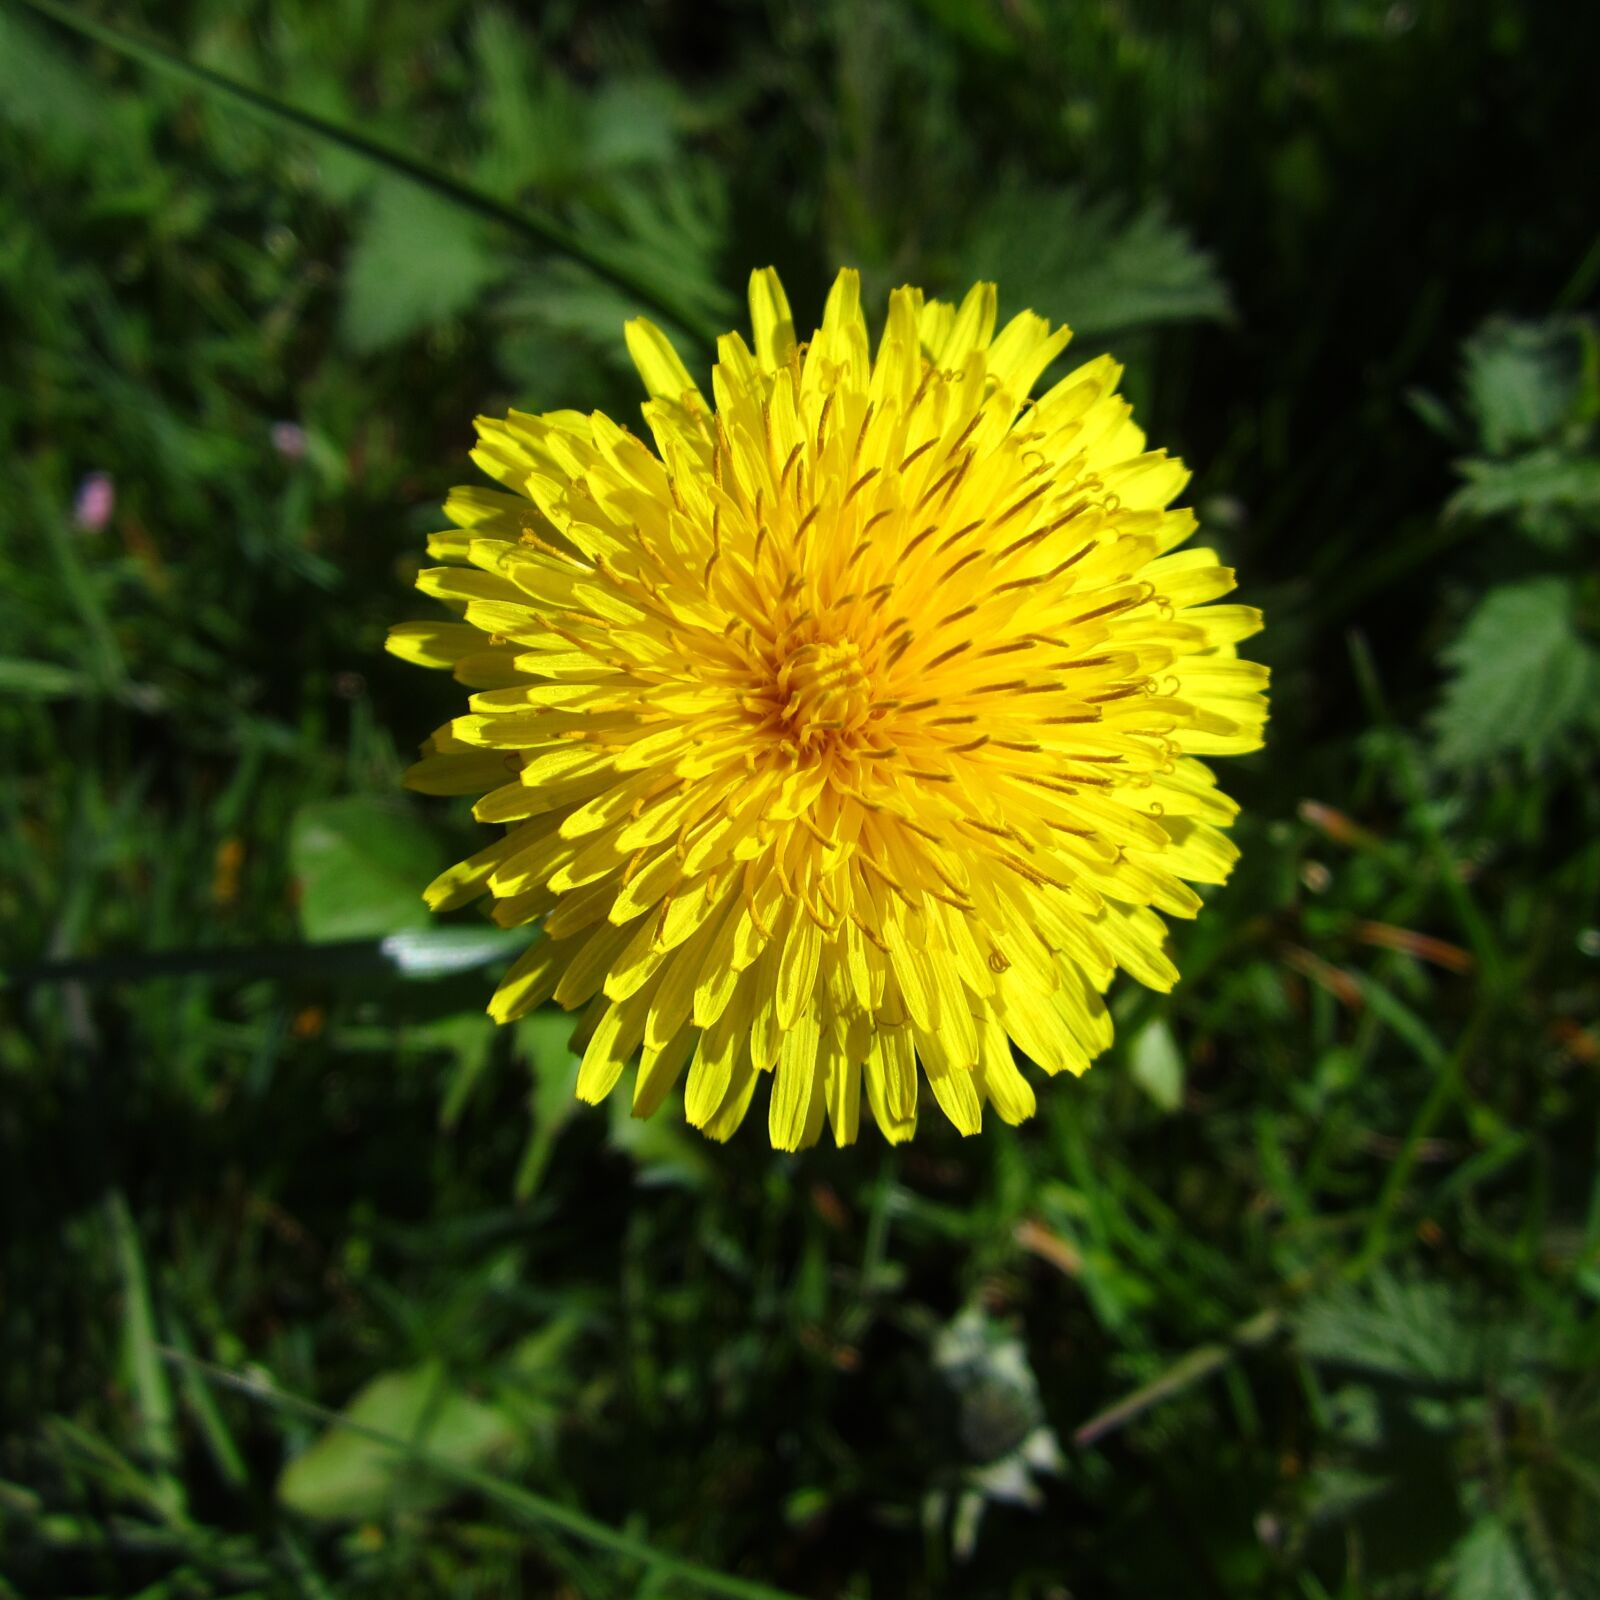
[73,471,115,533]
[271,421,309,462]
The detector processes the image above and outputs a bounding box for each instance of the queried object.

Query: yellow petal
[748,267,797,373]
[624,318,703,406]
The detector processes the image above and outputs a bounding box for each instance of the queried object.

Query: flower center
[776,637,873,750]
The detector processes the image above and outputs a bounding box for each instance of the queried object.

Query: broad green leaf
[1433,578,1600,768]
[278,1362,516,1521]
[1127,1017,1185,1112]
[289,797,445,942]
[1447,1518,1538,1600]
[960,181,1230,339]
[340,177,504,354]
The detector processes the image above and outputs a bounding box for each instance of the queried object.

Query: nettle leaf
[1297,1273,1485,1388]
[469,6,590,199]
[1448,449,1600,546]
[341,177,504,354]
[1433,578,1600,769]
[1447,1518,1538,1600]
[289,797,446,943]
[1461,317,1584,456]
[959,180,1230,339]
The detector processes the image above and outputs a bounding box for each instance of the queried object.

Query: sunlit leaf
[1128,1017,1185,1112]
[289,797,444,942]
[277,1362,516,1521]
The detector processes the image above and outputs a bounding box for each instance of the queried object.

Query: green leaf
[432,1011,500,1129]
[1448,448,1600,544]
[13,0,722,346]
[1297,1273,1484,1388]
[341,178,504,353]
[1447,1518,1538,1600]
[108,1193,184,1519]
[1433,578,1600,768]
[1461,316,1584,455]
[513,1007,581,1200]
[277,1362,516,1521]
[907,0,1020,56]
[959,180,1230,340]
[183,1354,806,1598]
[607,1092,715,1191]
[0,656,87,699]
[470,7,588,199]
[289,797,445,942]
[0,7,108,156]
[1127,1017,1185,1112]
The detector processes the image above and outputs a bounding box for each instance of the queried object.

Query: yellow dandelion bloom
[389,268,1267,1149]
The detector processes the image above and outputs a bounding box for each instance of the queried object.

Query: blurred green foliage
[2,1,1598,1597]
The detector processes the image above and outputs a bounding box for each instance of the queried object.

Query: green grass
[3,2,1599,1596]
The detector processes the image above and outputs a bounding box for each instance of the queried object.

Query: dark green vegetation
[4,1,1599,1595]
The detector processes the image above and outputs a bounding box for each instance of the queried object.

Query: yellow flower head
[389,268,1267,1149]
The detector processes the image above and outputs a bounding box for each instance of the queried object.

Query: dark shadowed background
[3,1,1599,1596]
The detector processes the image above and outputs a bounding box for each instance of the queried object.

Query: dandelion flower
[389,268,1267,1148]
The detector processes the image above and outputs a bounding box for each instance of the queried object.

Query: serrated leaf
[1448,448,1600,544]
[289,797,445,942]
[277,1363,516,1521]
[1297,1273,1484,1387]
[960,181,1230,339]
[1461,316,1583,455]
[341,178,503,354]
[1447,1518,1538,1600]
[470,7,588,199]
[1433,578,1600,768]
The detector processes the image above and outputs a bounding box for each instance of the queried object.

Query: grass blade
[1073,1308,1284,1449]
[109,1193,185,1521]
